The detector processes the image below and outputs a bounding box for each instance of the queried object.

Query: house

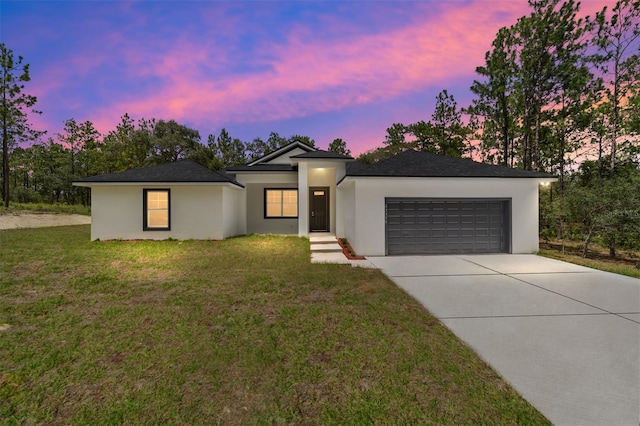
[73,141,555,256]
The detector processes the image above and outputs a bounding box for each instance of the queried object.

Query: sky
[1,0,618,156]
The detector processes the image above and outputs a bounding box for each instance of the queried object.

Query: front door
[310,187,329,232]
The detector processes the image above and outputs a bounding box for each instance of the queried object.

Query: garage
[385,198,510,255]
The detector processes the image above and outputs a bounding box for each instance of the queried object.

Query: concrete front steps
[309,234,375,268]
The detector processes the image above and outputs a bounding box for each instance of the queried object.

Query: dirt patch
[0,212,90,230]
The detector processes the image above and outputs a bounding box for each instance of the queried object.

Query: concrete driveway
[368,254,640,426]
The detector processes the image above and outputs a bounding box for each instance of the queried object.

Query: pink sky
[3,0,618,155]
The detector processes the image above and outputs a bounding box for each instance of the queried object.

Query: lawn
[0,226,549,425]
[539,240,640,279]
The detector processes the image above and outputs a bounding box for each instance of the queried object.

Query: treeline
[7,114,350,205]
[540,158,640,258]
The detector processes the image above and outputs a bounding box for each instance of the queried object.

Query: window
[265,189,298,218]
[144,189,170,230]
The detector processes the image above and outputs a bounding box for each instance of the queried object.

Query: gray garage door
[385,198,510,255]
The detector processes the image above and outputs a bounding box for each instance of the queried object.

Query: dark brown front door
[310,187,329,232]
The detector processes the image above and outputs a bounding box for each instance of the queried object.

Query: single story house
[74,141,555,256]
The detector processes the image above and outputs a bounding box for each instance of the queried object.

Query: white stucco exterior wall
[222,185,245,238]
[234,172,299,235]
[89,184,241,240]
[338,177,541,256]
[336,179,356,241]
[297,162,309,236]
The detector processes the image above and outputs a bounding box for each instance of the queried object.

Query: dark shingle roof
[346,150,554,178]
[290,150,354,160]
[225,164,295,172]
[73,160,244,187]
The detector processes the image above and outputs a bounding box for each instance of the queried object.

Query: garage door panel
[386,198,509,255]
[416,230,430,238]
[460,202,474,210]
[476,228,490,237]
[387,231,403,239]
[432,215,446,224]
[446,202,461,211]
[461,228,475,238]
[401,229,416,238]
[446,216,460,224]
[431,229,446,238]
[461,215,475,224]
[476,215,489,224]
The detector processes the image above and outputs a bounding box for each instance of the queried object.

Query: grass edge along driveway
[0,225,549,425]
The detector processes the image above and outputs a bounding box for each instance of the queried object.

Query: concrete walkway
[368,254,640,426]
[309,234,376,268]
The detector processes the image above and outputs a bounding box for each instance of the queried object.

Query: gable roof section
[345,150,554,178]
[290,150,353,160]
[73,160,244,187]
[247,141,316,166]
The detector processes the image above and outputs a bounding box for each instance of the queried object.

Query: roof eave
[72,180,245,188]
[225,168,296,173]
[344,174,558,179]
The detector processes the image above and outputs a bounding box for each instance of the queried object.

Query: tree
[27,138,70,203]
[406,121,437,153]
[383,123,408,147]
[386,91,470,157]
[566,165,640,257]
[246,137,269,161]
[588,0,640,177]
[469,27,518,167]
[514,0,591,172]
[266,132,288,151]
[430,90,469,157]
[0,43,42,208]
[146,119,201,165]
[288,134,316,148]
[7,146,42,203]
[210,128,246,168]
[327,138,351,156]
[356,145,404,164]
[543,2,595,189]
[102,113,145,173]
[186,137,216,168]
[469,0,595,174]
[57,118,102,204]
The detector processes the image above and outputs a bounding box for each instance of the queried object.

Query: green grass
[539,249,640,279]
[0,202,90,216]
[0,226,550,425]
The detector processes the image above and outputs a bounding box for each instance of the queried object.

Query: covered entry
[385,198,510,255]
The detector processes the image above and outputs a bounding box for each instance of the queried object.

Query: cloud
[87,1,529,132]
[22,0,621,145]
